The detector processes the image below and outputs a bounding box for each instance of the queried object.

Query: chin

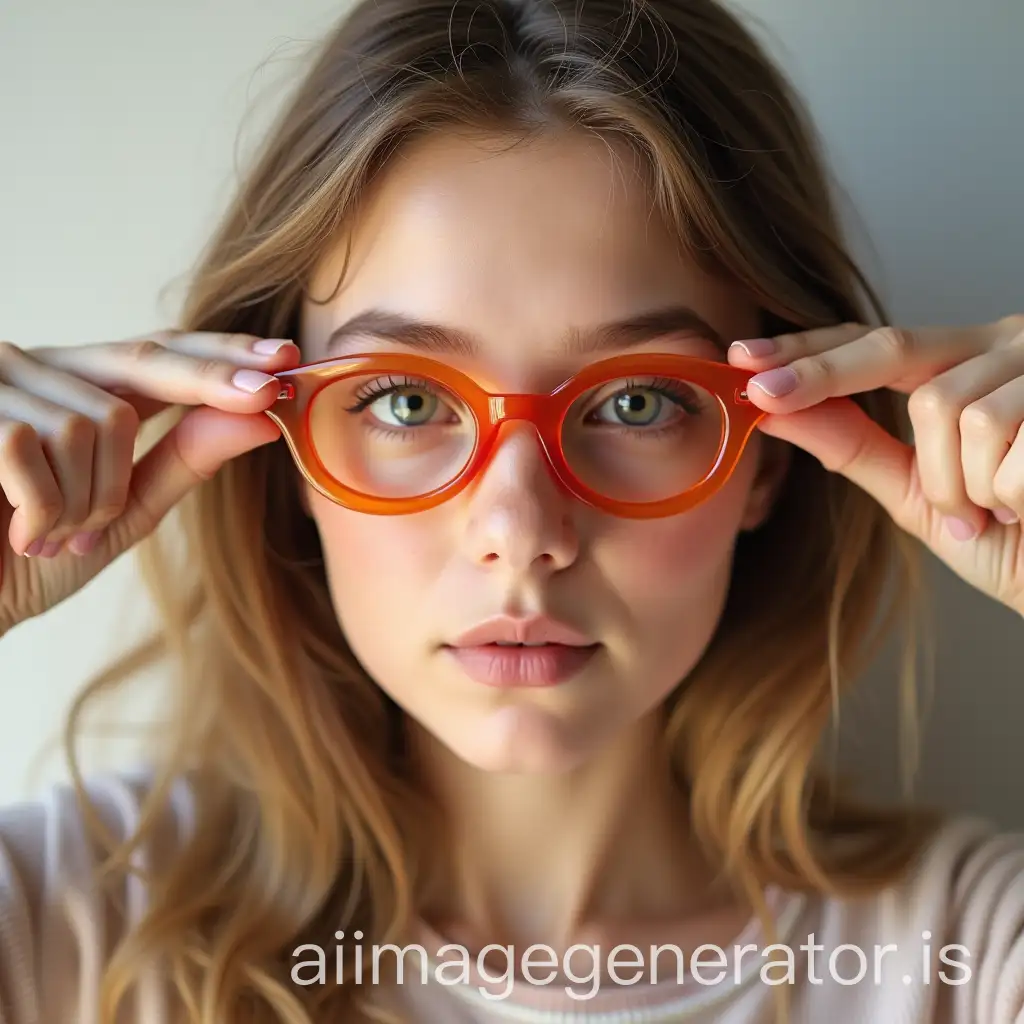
[445,705,606,775]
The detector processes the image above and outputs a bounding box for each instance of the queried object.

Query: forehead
[302,130,758,369]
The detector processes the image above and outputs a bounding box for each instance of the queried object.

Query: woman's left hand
[727,314,1024,616]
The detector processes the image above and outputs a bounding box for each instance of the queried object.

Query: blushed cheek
[610,486,748,581]
[305,489,446,642]
[600,482,752,679]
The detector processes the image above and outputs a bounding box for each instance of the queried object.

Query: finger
[154,330,300,367]
[728,322,869,365]
[0,419,63,554]
[0,343,141,544]
[901,349,1024,529]
[108,332,300,421]
[95,407,281,560]
[0,385,97,547]
[63,397,139,547]
[968,376,1024,524]
[734,324,992,411]
[992,422,1024,522]
[755,398,922,536]
[28,338,285,412]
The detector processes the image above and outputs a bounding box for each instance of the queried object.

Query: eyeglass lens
[306,369,726,502]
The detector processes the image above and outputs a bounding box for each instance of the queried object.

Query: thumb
[105,405,281,554]
[758,397,922,535]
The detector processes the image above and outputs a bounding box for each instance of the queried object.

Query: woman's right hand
[0,330,301,636]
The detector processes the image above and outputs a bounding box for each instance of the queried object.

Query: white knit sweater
[1,773,1022,1023]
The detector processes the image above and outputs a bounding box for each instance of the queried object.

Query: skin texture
[299,129,789,967]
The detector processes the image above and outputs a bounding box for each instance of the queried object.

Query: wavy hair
[66,1,942,1021]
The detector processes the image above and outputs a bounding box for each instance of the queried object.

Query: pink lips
[443,614,600,688]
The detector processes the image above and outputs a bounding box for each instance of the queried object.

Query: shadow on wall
[835,555,1024,831]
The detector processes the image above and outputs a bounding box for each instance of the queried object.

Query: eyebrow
[323,304,724,357]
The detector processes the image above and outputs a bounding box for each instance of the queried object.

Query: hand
[0,330,300,635]
[727,315,1024,616]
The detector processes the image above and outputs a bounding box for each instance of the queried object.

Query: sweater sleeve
[0,772,192,1024]
[941,818,1024,1022]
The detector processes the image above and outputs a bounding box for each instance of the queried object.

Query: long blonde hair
[67,1,942,1020]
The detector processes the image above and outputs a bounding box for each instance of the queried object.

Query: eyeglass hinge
[277,382,296,401]
[735,387,751,403]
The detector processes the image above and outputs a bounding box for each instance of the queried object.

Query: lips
[447,614,595,648]
[443,614,600,688]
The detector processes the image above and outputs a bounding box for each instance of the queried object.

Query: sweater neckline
[406,884,807,1021]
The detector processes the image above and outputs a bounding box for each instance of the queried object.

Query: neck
[407,710,742,958]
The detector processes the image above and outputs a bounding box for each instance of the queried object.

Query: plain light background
[0,0,1022,824]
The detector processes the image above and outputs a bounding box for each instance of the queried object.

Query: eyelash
[345,375,437,413]
[604,377,703,416]
[343,376,703,427]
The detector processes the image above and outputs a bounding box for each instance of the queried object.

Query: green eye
[610,389,662,426]
[377,388,438,426]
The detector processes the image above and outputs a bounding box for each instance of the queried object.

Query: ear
[739,435,791,531]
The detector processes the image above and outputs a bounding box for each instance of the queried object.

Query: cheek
[305,489,445,657]
[598,461,756,666]
[610,464,753,582]
[633,504,737,569]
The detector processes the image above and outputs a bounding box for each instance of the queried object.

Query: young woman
[0,0,1021,1021]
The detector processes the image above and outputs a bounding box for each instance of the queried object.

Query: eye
[603,388,664,426]
[370,386,439,427]
[587,378,701,428]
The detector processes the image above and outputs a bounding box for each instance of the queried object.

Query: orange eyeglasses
[263,351,766,519]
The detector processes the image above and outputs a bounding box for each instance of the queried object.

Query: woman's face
[300,129,782,773]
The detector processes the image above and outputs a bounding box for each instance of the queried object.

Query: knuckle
[97,399,140,437]
[771,330,803,352]
[1000,313,1024,336]
[0,419,38,459]
[959,402,1004,438]
[907,383,956,421]
[1009,317,1024,348]
[121,338,166,362]
[191,356,231,379]
[0,340,25,364]
[796,352,836,385]
[873,326,914,359]
[992,474,1024,509]
[0,421,34,458]
[53,412,96,450]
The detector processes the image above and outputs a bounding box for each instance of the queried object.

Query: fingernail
[23,539,44,557]
[40,540,63,558]
[232,369,278,393]
[252,338,295,356]
[945,517,978,541]
[993,507,1019,525]
[730,338,777,358]
[68,531,101,555]
[749,367,799,399]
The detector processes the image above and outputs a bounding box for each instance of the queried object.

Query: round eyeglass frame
[264,351,766,519]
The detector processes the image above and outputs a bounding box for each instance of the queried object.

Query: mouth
[442,641,601,688]
[443,613,600,687]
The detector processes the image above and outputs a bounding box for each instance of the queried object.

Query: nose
[460,422,580,577]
